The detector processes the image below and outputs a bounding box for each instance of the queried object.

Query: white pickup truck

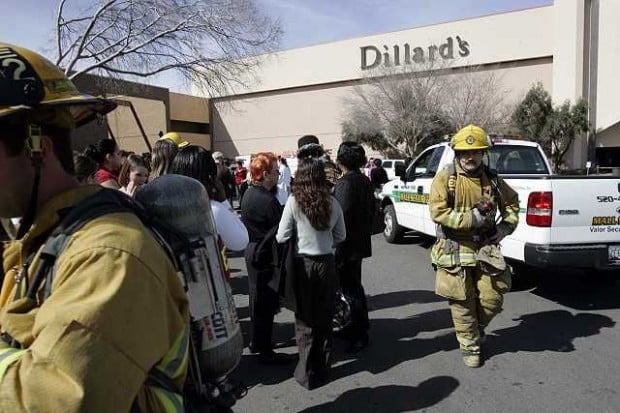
[379,138,620,273]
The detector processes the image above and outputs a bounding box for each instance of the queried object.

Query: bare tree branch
[342,62,513,157]
[63,0,118,74]
[55,0,281,95]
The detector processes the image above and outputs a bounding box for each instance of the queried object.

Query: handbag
[332,290,353,332]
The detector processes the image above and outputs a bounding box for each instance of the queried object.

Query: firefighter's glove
[489,222,512,244]
[474,197,496,216]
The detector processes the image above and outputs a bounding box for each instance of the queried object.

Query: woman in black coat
[333,142,375,353]
[240,152,292,365]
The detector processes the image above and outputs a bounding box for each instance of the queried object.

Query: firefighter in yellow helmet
[0,43,189,412]
[159,131,189,148]
[428,124,519,368]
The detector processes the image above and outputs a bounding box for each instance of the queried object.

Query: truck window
[383,161,392,168]
[407,146,445,180]
[490,145,549,174]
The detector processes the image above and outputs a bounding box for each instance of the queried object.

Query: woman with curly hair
[276,157,346,390]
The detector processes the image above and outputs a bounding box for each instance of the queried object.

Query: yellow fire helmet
[158,131,189,148]
[450,124,492,151]
[0,42,116,129]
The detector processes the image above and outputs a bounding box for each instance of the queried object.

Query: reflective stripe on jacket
[429,164,519,267]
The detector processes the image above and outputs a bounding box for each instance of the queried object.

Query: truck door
[393,146,445,234]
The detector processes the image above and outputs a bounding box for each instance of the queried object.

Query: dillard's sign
[360,36,470,70]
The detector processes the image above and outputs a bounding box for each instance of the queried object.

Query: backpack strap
[12,188,212,411]
[27,189,190,302]
[25,189,137,302]
[445,162,457,209]
[483,165,506,217]
[0,241,4,288]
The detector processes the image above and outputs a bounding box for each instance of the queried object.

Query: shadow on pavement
[231,309,457,387]
[330,309,457,379]
[229,274,249,296]
[227,249,246,258]
[229,352,296,388]
[486,310,615,358]
[235,306,249,321]
[298,377,459,413]
[368,290,443,312]
[232,320,297,387]
[530,269,620,310]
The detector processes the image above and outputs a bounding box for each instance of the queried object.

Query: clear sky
[1,0,552,92]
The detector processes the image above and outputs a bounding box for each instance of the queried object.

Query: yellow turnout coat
[0,186,189,412]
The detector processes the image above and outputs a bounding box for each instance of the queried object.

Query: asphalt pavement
[227,232,620,413]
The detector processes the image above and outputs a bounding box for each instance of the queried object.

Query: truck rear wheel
[383,204,404,243]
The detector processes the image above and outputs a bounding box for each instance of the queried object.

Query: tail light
[527,191,553,227]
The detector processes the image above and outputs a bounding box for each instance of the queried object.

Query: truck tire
[508,261,539,290]
[383,204,404,243]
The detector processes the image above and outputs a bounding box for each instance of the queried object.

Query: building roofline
[211,55,553,101]
[270,4,553,55]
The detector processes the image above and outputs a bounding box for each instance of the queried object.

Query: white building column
[552,0,586,169]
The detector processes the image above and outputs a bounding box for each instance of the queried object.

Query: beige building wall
[213,60,553,157]
[204,3,620,168]
[596,123,620,147]
[170,92,210,123]
[595,0,620,132]
[107,96,166,154]
[201,6,553,97]
[552,0,587,168]
[552,0,585,103]
[169,92,211,148]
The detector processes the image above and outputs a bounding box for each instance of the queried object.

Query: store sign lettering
[360,36,470,70]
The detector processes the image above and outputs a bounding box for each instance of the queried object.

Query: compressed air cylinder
[136,174,243,379]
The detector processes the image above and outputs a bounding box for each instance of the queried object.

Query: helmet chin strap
[16,124,43,240]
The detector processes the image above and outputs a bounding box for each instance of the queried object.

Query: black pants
[294,254,338,389]
[337,258,370,340]
[245,242,280,353]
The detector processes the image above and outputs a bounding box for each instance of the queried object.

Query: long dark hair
[169,145,220,200]
[73,153,97,183]
[84,138,117,166]
[292,158,332,230]
[151,139,178,179]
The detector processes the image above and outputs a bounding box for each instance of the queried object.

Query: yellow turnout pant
[442,266,511,354]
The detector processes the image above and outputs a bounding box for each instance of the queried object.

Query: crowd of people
[0,42,519,411]
[61,130,375,392]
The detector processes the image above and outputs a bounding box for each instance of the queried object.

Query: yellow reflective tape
[158,327,190,380]
[0,348,26,379]
[152,387,184,413]
[220,246,230,272]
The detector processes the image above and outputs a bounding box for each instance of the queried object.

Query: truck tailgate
[551,177,620,244]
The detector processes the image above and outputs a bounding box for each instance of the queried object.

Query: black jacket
[217,164,236,198]
[240,184,283,243]
[333,169,374,260]
[370,167,389,189]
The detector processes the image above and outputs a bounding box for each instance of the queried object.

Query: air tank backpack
[6,174,245,412]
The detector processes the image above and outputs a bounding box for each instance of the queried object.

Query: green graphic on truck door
[391,189,430,205]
